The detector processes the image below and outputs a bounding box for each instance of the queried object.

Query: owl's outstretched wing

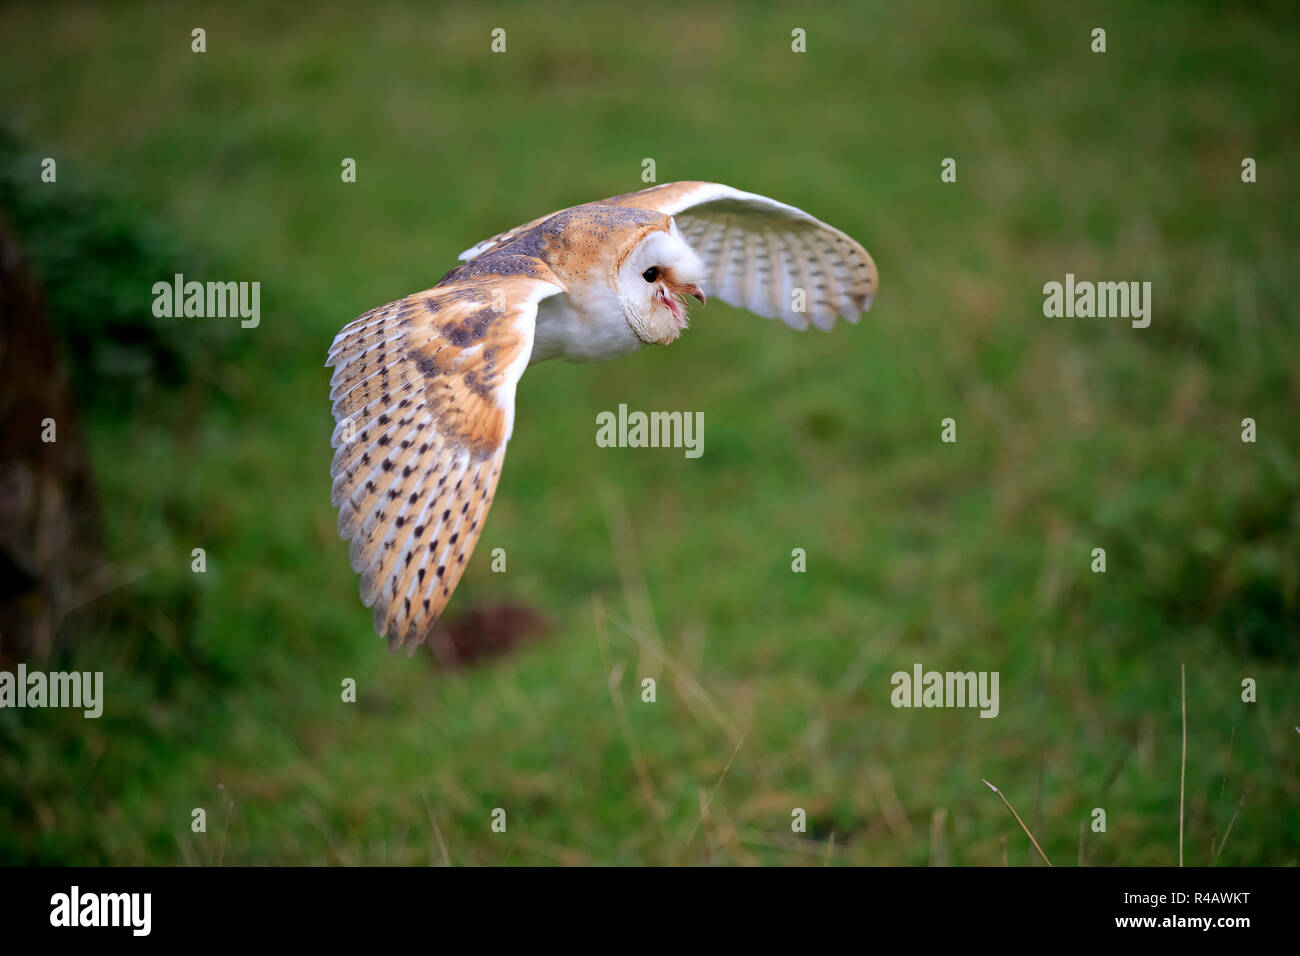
[606,181,877,331]
[326,271,563,649]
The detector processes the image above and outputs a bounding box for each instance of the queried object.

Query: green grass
[0,0,1297,865]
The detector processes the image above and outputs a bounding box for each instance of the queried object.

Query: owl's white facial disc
[616,226,707,345]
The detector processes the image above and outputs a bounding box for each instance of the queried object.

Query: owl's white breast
[529,279,642,365]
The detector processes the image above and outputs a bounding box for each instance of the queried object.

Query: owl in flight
[326,181,877,649]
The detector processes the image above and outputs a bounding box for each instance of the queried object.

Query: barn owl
[326,181,877,648]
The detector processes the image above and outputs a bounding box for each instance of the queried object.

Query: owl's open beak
[666,277,706,306]
[657,278,707,334]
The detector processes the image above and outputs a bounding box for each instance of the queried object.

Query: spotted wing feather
[326,273,562,648]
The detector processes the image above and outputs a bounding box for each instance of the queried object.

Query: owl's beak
[667,277,706,306]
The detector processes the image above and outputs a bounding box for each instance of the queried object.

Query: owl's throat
[657,288,687,328]
[655,280,704,330]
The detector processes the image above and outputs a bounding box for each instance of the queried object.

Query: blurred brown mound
[426,602,550,669]
[0,215,102,667]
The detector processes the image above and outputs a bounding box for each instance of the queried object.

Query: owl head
[616,225,706,345]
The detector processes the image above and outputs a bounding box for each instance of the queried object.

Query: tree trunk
[0,213,102,667]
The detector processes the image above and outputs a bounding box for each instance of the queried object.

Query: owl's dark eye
[642,267,660,283]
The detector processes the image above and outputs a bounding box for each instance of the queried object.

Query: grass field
[1,0,1297,865]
